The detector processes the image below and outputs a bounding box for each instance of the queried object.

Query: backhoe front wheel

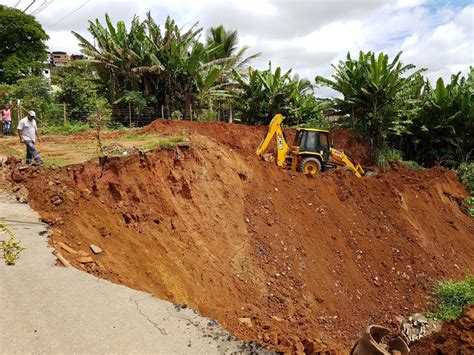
[300,157,322,175]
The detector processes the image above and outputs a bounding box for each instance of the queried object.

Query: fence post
[161,105,164,119]
[229,105,233,124]
[17,99,21,122]
[128,102,132,127]
[63,103,67,125]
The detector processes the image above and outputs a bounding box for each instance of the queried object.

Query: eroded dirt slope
[6,120,474,353]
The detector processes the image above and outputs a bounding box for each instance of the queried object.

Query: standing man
[17,111,43,165]
[2,104,12,137]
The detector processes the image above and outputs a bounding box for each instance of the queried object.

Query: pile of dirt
[330,130,372,166]
[5,120,474,354]
[410,305,474,354]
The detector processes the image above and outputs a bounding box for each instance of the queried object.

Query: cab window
[320,133,329,147]
[294,131,303,146]
[306,131,317,148]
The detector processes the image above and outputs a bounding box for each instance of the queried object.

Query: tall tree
[316,51,424,147]
[232,65,317,125]
[0,5,49,83]
[206,25,259,72]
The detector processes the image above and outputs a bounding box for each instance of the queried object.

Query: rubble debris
[90,244,103,254]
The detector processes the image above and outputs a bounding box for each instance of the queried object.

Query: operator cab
[293,128,331,162]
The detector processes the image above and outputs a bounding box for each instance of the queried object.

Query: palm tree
[206,25,260,72]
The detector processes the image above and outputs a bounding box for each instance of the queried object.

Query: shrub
[401,160,425,170]
[299,116,335,130]
[427,275,474,320]
[196,109,217,122]
[144,135,186,150]
[456,162,474,195]
[463,196,474,217]
[40,122,91,135]
[171,110,183,120]
[375,148,403,170]
[0,220,26,265]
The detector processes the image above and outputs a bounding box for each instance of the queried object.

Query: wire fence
[1,101,238,137]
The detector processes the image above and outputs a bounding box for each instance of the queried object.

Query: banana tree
[316,51,424,147]
[409,69,473,164]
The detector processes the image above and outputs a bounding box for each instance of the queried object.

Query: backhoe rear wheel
[300,157,322,175]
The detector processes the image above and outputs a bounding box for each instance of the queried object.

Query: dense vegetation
[0,5,49,83]
[0,8,472,171]
[316,52,473,167]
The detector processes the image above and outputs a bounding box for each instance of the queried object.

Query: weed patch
[401,160,425,170]
[143,135,186,150]
[0,145,22,158]
[375,148,403,170]
[0,220,26,265]
[40,122,91,135]
[427,274,474,320]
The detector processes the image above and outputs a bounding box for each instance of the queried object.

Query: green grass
[375,149,426,171]
[0,145,22,158]
[43,157,70,167]
[121,131,148,141]
[375,148,403,170]
[401,160,425,170]
[463,196,474,217]
[456,162,474,195]
[143,135,186,150]
[427,274,474,320]
[40,122,91,135]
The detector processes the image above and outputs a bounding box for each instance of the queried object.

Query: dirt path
[0,191,271,354]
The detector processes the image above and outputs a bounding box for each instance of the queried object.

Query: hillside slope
[7,121,473,353]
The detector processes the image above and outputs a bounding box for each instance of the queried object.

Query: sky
[2,0,473,96]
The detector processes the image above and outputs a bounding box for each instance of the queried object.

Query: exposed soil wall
[7,120,474,353]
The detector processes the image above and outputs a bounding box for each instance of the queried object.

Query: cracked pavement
[0,192,271,354]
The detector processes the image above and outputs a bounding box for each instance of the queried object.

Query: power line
[0,0,35,35]
[11,0,22,9]
[47,0,90,29]
[30,0,54,16]
[21,0,36,13]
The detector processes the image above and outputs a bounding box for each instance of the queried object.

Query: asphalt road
[0,191,269,354]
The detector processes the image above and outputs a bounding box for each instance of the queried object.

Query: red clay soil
[6,120,474,354]
[410,305,474,354]
[330,130,372,166]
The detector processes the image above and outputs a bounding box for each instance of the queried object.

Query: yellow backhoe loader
[256,114,366,177]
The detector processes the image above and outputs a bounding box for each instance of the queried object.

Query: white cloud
[394,0,430,9]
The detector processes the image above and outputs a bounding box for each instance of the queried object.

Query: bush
[143,135,186,150]
[456,162,474,195]
[463,196,474,217]
[196,109,217,122]
[171,110,183,120]
[427,275,474,320]
[299,116,335,130]
[401,160,425,170]
[40,122,91,135]
[375,148,403,170]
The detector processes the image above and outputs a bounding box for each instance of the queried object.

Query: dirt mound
[142,119,268,155]
[141,120,371,163]
[410,305,474,354]
[330,130,372,166]
[6,121,474,354]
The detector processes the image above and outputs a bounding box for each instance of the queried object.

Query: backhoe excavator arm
[256,114,289,168]
[330,148,365,178]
